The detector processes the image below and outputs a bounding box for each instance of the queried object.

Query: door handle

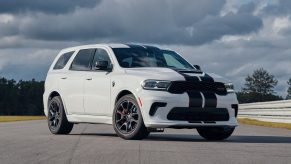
[61,77,67,80]
[86,78,92,81]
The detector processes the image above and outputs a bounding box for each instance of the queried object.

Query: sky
[0,0,290,96]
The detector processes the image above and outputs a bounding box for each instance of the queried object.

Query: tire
[48,96,74,134]
[197,126,235,141]
[113,94,150,140]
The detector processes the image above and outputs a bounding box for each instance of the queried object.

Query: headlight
[141,80,171,90]
[225,83,234,93]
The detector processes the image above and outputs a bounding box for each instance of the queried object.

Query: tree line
[0,68,291,115]
[0,78,44,115]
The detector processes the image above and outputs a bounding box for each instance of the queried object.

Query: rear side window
[70,49,95,71]
[53,51,74,70]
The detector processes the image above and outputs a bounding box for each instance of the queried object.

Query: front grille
[167,81,227,95]
[167,107,229,122]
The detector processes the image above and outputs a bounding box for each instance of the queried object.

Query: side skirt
[66,114,112,124]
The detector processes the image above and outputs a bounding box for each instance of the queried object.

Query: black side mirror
[193,65,201,70]
[94,61,109,70]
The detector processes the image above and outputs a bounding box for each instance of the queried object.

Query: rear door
[59,49,95,114]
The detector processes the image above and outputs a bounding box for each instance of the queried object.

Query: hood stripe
[200,73,215,82]
[171,69,202,107]
[199,73,217,108]
[172,69,217,108]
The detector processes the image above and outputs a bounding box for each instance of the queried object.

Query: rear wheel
[197,126,235,140]
[48,96,74,134]
[113,94,149,140]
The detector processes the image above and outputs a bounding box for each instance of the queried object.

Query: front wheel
[113,94,150,140]
[197,126,235,140]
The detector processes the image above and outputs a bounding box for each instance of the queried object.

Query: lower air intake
[167,107,229,122]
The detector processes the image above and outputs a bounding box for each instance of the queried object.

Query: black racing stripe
[199,73,217,108]
[172,69,200,82]
[183,74,200,82]
[200,73,214,82]
[203,92,217,108]
[187,91,203,107]
[125,44,145,49]
[142,45,160,50]
[171,69,202,107]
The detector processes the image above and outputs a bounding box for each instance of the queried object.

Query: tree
[238,68,281,103]
[287,78,291,100]
[243,68,278,94]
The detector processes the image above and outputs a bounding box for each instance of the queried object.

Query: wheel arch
[115,90,134,104]
[48,91,68,115]
[48,91,60,101]
[114,89,144,116]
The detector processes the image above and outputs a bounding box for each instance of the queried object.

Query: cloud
[261,0,291,16]
[0,0,262,45]
[0,0,100,14]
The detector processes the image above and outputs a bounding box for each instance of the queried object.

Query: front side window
[92,49,112,69]
[70,49,95,71]
[53,51,74,70]
[112,48,193,69]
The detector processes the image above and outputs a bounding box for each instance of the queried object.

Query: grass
[238,118,291,130]
[0,116,46,122]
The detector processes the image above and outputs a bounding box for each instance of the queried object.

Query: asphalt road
[1,120,291,164]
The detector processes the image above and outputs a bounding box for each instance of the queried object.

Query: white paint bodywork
[43,44,238,128]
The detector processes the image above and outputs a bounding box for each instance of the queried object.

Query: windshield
[112,48,194,69]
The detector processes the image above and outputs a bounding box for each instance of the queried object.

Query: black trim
[149,102,167,116]
[167,81,227,95]
[167,107,229,122]
[231,104,238,117]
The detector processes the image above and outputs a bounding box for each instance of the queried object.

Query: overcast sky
[0,0,290,96]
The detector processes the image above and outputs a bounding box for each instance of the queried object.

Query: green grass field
[0,116,46,122]
[238,118,291,130]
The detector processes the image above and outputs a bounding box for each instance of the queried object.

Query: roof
[61,43,162,51]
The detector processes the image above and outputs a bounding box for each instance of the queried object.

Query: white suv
[43,44,238,140]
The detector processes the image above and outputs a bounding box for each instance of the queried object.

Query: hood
[124,67,230,83]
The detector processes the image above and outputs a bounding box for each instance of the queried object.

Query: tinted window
[112,48,193,69]
[70,49,95,71]
[53,51,74,70]
[92,49,112,69]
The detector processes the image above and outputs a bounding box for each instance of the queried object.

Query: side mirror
[193,65,201,70]
[94,61,110,70]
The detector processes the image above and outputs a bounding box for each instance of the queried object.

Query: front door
[83,48,112,116]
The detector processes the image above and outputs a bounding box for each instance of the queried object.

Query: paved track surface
[1,120,291,164]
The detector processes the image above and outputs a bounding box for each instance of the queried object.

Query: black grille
[167,107,229,122]
[167,81,227,95]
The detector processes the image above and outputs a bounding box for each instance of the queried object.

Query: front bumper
[138,90,238,128]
